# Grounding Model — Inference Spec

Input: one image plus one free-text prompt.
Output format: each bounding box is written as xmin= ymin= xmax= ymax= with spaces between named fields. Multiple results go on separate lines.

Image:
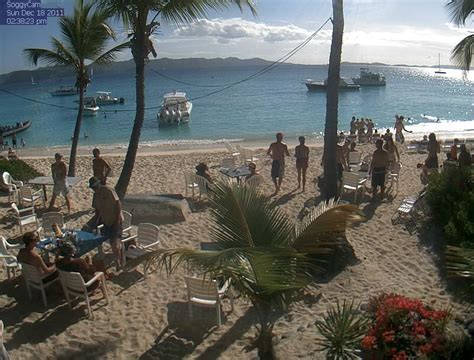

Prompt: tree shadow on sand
xmin=54 ymin=338 xmax=120 ymax=360
xmin=140 ymin=302 xmax=255 ymax=360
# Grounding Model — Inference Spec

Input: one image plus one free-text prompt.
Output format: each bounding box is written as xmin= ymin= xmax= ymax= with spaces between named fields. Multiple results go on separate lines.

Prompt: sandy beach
xmin=0 ymin=142 xmax=467 ymax=359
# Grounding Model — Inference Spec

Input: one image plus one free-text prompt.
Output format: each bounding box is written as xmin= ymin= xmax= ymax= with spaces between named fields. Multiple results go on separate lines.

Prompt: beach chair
xmin=2 ymin=172 xmax=23 ymax=203
xmin=41 ymin=212 xmax=65 ymax=237
xmin=121 ymin=223 xmax=160 ymax=275
xmin=58 ymin=270 xmax=109 ymax=318
xmin=184 ymin=276 xmax=234 ymax=327
xmin=406 ymin=141 xmax=419 ymax=153
xmin=194 ymin=175 xmax=211 ymax=200
xmin=391 ymin=190 xmax=427 ymax=233
xmin=340 ymin=171 xmax=367 ymax=203
xmin=19 ymin=186 xmax=45 ymax=208
xmin=388 ymin=163 xmax=402 ymax=192
xmin=184 ymin=172 xmax=199 ymax=199
xmin=10 ymin=203 xmax=40 ymax=234
xmin=20 ymin=262 xmax=59 ymax=308
xmin=224 ymin=142 xmax=240 ymax=162
xmin=220 ymin=157 xmax=235 ymax=169
xmin=348 ymin=151 xmax=362 ymax=167
xmin=238 ymin=146 xmax=258 ymax=165
xmin=0 ymin=236 xmax=22 ymax=281
xmin=0 ymin=320 xmax=9 ymax=360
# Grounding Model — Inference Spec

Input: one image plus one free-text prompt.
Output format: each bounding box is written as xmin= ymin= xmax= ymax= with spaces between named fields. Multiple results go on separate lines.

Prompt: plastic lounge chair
xmin=121 ymin=223 xmax=160 ymax=275
xmin=340 ymin=171 xmax=367 ymax=203
xmin=19 ymin=186 xmax=45 ymax=208
xmin=184 ymin=276 xmax=234 ymax=327
xmin=391 ymin=190 xmax=427 ymax=232
xmin=2 ymin=172 xmax=23 ymax=203
xmin=58 ymin=270 xmax=109 ymax=318
xmin=0 ymin=236 xmax=22 ymax=281
xmin=10 ymin=203 xmax=40 ymax=234
xmin=184 ymin=172 xmax=199 ymax=199
xmin=0 ymin=320 xmax=9 ymax=360
xmin=20 ymin=262 xmax=59 ymax=307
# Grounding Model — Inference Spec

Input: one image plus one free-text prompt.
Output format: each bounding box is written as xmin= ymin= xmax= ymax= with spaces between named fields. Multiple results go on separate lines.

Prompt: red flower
xmin=361 ymin=335 xmax=377 ymax=350
xmin=382 ymin=330 xmax=395 ymax=343
xmin=419 ymin=343 xmax=433 ymax=354
xmin=393 ymin=351 xmax=408 ymax=360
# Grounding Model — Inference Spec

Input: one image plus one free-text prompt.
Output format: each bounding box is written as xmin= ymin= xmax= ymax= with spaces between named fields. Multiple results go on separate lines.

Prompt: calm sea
xmin=1 ymin=64 xmax=474 ymax=149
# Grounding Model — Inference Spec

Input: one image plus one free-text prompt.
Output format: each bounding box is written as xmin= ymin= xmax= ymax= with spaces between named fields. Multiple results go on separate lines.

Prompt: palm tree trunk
xmin=255 ymin=302 xmax=276 ymax=360
xmin=68 ymin=83 xmax=85 ymax=177
xmin=115 ymin=30 xmax=147 ymax=199
xmin=323 ymin=0 xmax=344 ymax=200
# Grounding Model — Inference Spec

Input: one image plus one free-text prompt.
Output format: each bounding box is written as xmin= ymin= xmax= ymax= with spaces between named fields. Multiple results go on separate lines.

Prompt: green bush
xmin=0 ymin=159 xmax=43 ymax=183
xmin=426 ymin=167 xmax=474 ymax=248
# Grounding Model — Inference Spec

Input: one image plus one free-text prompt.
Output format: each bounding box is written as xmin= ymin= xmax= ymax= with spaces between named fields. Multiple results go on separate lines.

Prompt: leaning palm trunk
xmin=68 ymin=75 xmax=86 ymax=176
xmin=115 ymin=31 xmax=146 ymax=199
xmin=323 ymin=0 xmax=344 ymax=200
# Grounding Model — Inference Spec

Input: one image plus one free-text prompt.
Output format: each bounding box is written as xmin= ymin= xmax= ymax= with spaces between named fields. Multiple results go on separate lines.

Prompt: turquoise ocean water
xmin=1 ymin=64 xmax=474 ymax=149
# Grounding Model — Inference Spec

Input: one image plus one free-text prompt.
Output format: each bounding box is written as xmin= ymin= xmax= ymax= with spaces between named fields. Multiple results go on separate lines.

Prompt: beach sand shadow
xmin=54 ymin=338 xmax=120 ymax=360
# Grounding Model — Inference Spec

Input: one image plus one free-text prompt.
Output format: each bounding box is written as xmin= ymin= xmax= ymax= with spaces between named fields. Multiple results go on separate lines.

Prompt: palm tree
xmin=323 ymin=0 xmax=344 ymax=200
xmin=95 ymin=0 xmax=257 ymax=199
xmin=23 ymin=0 xmax=128 ymax=176
xmin=132 ymin=183 xmax=363 ymax=359
xmin=447 ymin=0 xmax=474 ymax=71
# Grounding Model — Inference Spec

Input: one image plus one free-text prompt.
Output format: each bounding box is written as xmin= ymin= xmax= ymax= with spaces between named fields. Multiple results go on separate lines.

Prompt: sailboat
xmin=435 ymin=54 xmax=446 ymax=74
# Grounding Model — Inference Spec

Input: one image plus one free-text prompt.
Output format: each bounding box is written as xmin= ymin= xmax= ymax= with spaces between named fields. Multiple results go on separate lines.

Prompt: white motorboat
xmin=352 ymin=68 xmax=386 ymax=86
xmin=305 ymin=78 xmax=360 ymax=91
xmin=95 ymin=91 xmax=125 ymax=105
xmin=49 ymin=86 xmax=78 ymax=96
xmin=157 ymin=91 xmax=193 ymax=126
xmin=82 ymin=97 xmax=99 ymax=116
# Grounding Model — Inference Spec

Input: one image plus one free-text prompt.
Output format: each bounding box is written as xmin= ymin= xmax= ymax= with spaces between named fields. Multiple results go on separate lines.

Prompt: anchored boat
xmin=157 ymin=91 xmax=193 ymax=126
xmin=352 ymin=68 xmax=386 ymax=86
xmin=305 ymin=78 xmax=360 ymax=91
xmin=49 ymin=86 xmax=78 ymax=96
xmin=0 ymin=120 xmax=32 ymax=137
xmin=95 ymin=91 xmax=125 ymax=105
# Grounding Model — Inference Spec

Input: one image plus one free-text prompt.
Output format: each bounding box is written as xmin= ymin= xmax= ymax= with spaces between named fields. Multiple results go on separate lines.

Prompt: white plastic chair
xmin=0 ymin=320 xmax=9 ymax=360
xmin=2 ymin=172 xmax=23 ymax=203
xmin=19 ymin=186 xmax=45 ymax=208
xmin=239 ymin=147 xmax=259 ymax=165
xmin=340 ymin=171 xmax=367 ymax=203
xmin=224 ymin=142 xmax=240 ymax=162
xmin=20 ymin=262 xmax=59 ymax=307
xmin=221 ymin=157 xmax=235 ymax=169
xmin=58 ymin=270 xmax=109 ymax=318
xmin=10 ymin=203 xmax=40 ymax=234
xmin=41 ymin=212 xmax=65 ymax=237
xmin=121 ymin=223 xmax=160 ymax=274
xmin=185 ymin=276 xmax=234 ymax=327
xmin=388 ymin=163 xmax=402 ymax=192
xmin=194 ymin=175 xmax=210 ymax=200
xmin=0 ymin=236 xmax=22 ymax=281
xmin=184 ymin=172 xmax=199 ymax=199
xmin=348 ymin=151 xmax=361 ymax=166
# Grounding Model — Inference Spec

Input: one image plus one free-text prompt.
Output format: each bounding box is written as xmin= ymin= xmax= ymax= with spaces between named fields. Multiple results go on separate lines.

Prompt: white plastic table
xmin=28 ymin=176 xmax=82 ymax=201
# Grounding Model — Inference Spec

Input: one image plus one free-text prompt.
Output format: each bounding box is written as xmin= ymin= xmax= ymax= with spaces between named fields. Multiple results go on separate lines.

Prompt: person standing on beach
xmin=89 ymin=176 xmax=124 ymax=270
xmin=369 ymin=139 xmax=389 ymax=200
xmin=92 ymin=148 xmax=112 ymax=185
xmin=350 ymin=117 xmax=356 ymax=135
xmin=295 ymin=136 xmax=309 ymax=191
xmin=0 ymin=132 xmax=4 ymax=151
xmin=394 ymin=115 xmax=412 ymax=144
xmin=267 ymin=132 xmax=290 ymax=195
xmin=49 ymin=153 xmax=71 ymax=213
xmin=425 ymin=133 xmax=440 ymax=171
xmin=11 ymin=133 xmax=17 ymax=149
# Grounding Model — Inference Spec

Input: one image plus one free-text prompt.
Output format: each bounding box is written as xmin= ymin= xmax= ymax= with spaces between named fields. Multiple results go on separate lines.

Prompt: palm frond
xmin=22 ymin=48 xmax=71 ymax=67
xmin=447 ymin=0 xmax=474 ymax=25
xmin=451 ymin=34 xmax=474 ymax=72
xmin=445 ymin=246 xmax=474 ymax=279
xmin=209 ymin=182 xmax=294 ymax=249
xmin=92 ymin=41 xmax=131 ymax=65
xmin=293 ymin=200 xmax=364 ymax=252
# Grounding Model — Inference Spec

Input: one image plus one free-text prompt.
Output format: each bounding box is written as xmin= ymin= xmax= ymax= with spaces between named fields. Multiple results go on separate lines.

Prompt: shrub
xmin=315 ymin=300 xmax=369 ymax=360
xmin=0 ymin=159 xmax=43 ymax=182
xmin=362 ymin=293 xmax=454 ymax=359
xmin=425 ymin=167 xmax=474 ymax=248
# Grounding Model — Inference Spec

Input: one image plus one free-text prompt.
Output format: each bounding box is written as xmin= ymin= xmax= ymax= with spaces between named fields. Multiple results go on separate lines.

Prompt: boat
xmin=95 ymin=91 xmax=125 ymax=105
xmin=82 ymin=97 xmax=99 ymax=117
xmin=352 ymin=67 xmax=386 ymax=86
xmin=304 ymin=78 xmax=360 ymax=91
xmin=49 ymin=86 xmax=78 ymax=96
xmin=435 ymin=54 xmax=446 ymax=74
xmin=0 ymin=120 xmax=32 ymax=137
xmin=157 ymin=91 xmax=193 ymax=126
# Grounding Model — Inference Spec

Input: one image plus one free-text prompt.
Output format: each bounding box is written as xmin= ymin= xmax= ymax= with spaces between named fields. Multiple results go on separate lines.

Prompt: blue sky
xmin=0 ymin=0 xmax=471 ymax=74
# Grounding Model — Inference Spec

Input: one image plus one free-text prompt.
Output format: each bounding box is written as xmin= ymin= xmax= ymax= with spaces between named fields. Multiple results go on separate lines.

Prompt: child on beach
xmin=295 ymin=136 xmax=309 ymax=191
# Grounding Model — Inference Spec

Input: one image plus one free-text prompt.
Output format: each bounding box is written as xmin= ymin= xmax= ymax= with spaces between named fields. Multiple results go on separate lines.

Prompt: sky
xmin=0 ymin=0 xmax=472 ymax=75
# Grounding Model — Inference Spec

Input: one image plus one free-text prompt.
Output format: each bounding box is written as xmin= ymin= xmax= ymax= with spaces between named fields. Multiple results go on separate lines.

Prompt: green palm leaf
xmin=446 ymin=0 xmax=474 ymax=25
xmin=451 ymin=34 xmax=474 ymax=72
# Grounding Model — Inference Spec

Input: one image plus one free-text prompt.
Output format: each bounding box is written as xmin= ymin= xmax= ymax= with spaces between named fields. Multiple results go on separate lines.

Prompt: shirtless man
xmin=295 ymin=136 xmax=309 ymax=191
xmin=394 ymin=115 xmax=412 ymax=144
xmin=49 ymin=153 xmax=71 ymax=213
xmin=267 ymin=132 xmax=290 ymax=194
xmin=369 ymin=139 xmax=389 ymax=200
xmin=17 ymin=231 xmax=57 ymax=281
xmin=92 ymin=148 xmax=112 ymax=184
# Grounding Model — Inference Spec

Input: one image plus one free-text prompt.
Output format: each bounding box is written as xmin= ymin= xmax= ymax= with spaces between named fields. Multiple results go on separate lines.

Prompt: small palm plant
xmin=136 ymin=182 xmax=363 ymax=359
xmin=446 ymin=246 xmax=474 ymax=298
xmin=23 ymin=0 xmax=128 ymax=176
xmin=315 ymin=300 xmax=369 ymax=360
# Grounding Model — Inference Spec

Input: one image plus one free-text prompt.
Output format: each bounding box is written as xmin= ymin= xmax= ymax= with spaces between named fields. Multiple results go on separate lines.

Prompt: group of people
xmin=0 ymin=133 xmax=26 ymax=151
xmin=349 ymin=117 xmax=376 ymax=143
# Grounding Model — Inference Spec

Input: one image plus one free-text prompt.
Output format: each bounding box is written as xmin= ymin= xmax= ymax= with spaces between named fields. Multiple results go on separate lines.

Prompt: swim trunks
xmin=371 ymin=167 xmax=386 ymax=188
xmin=271 ymin=160 xmax=285 ymax=179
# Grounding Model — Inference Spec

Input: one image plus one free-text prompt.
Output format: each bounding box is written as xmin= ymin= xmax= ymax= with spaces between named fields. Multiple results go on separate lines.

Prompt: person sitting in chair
xmin=56 ymin=242 xmax=99 ymax=290
xmin=17 ymin=231 xmax=57 ymax=281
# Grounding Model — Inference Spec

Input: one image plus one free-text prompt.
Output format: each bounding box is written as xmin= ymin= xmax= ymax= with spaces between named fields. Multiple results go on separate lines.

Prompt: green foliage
xmin=0 ymin=159 xmax=43 ymax=182
xmin=446 ymin=246 xmax=474 ymax=299
xmin=447 ymin=0 xmax=474 ymax=71
xmin=426 ymin=167 xmax=474 ymax=248
xmin=315 ymin=300 xmax=369 ymax=360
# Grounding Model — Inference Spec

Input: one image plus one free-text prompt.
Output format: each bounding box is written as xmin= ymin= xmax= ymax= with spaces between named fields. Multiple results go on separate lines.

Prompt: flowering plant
xmin=362 ymin=293 xmax=451 ymax=359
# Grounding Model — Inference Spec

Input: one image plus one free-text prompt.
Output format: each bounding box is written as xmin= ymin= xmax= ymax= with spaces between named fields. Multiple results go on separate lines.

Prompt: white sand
xmin=0 ymin=143 xmax=466 ymax=359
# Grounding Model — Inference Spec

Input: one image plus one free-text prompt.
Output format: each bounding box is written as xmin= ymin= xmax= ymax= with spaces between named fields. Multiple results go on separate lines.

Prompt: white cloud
xmin=173 ymin=18 xmax=312 ymax=43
